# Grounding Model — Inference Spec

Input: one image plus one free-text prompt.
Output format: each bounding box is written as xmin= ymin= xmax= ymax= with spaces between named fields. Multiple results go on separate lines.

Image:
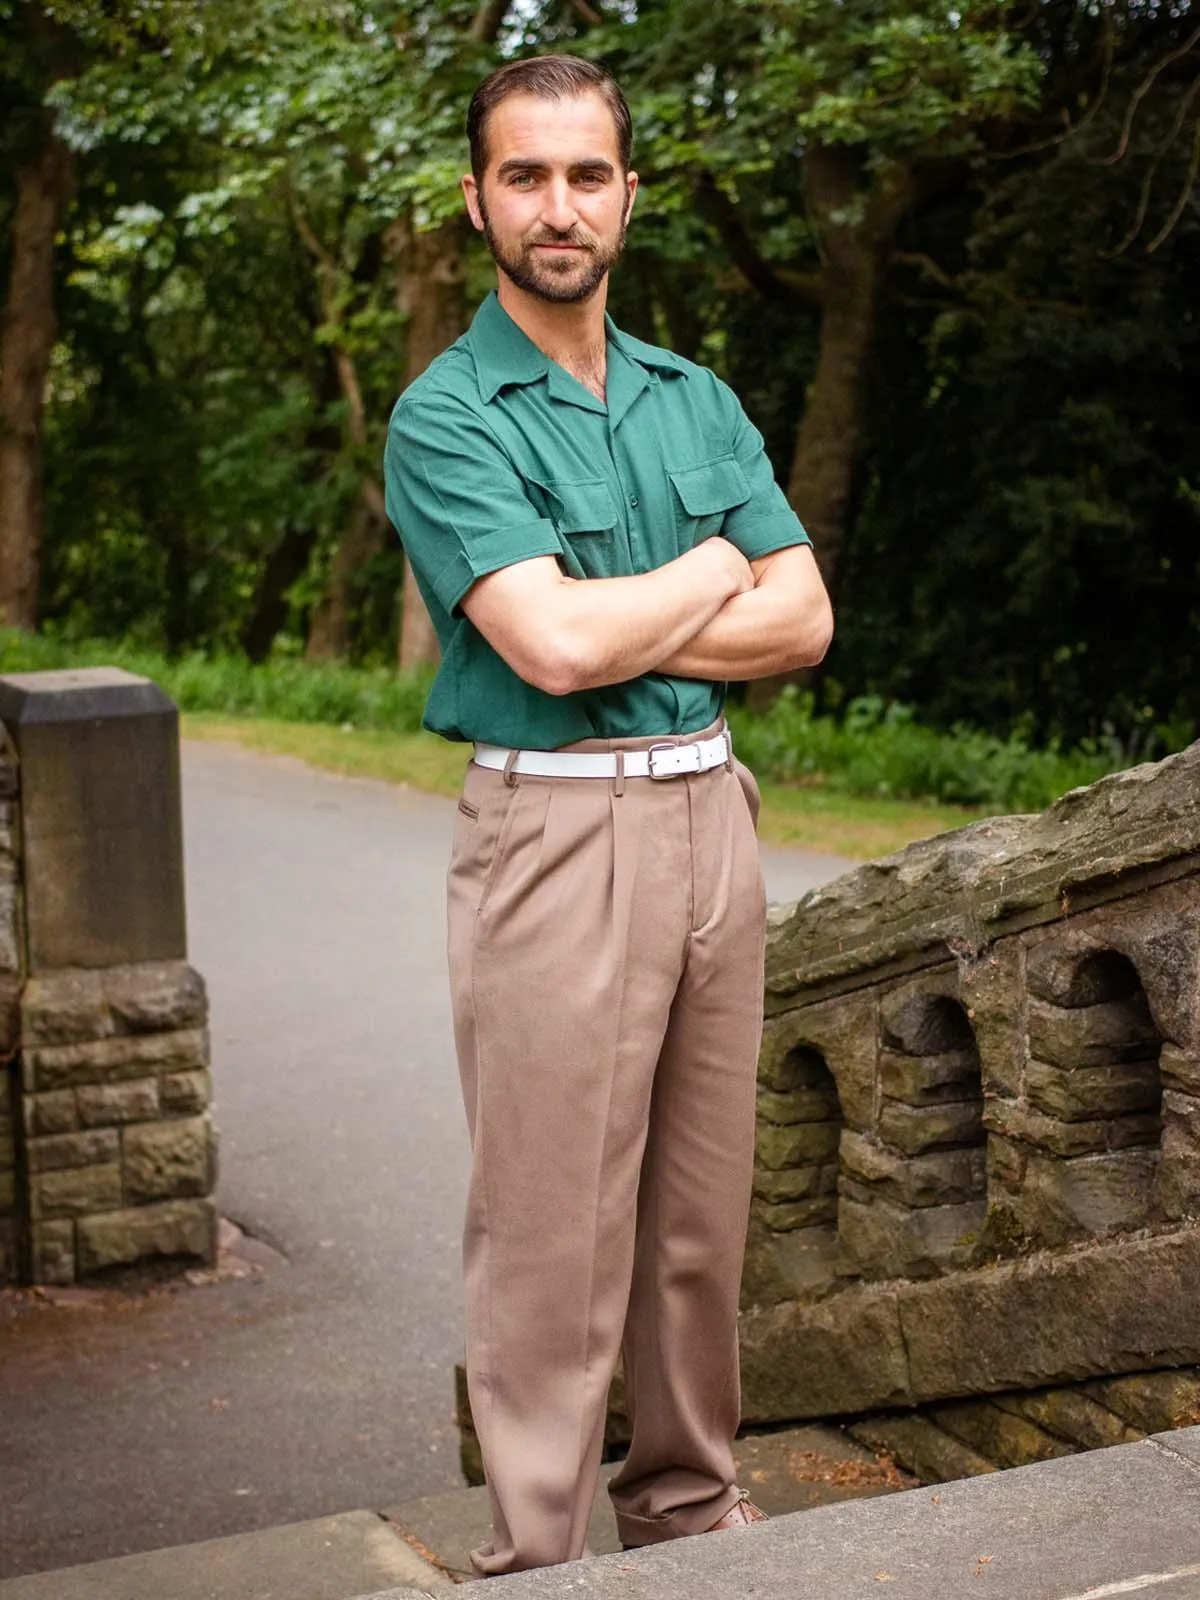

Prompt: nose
xmin=539 ymin=177 xmax=578 ymax=234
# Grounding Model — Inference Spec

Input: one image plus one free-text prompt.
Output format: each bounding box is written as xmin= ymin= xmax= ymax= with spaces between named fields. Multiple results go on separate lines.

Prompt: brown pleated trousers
xmin=446 ymin=720 xmax=766 ymax=1576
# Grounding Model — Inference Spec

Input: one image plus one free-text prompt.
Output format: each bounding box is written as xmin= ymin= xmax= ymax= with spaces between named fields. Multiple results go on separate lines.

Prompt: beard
xmin=479 ymin=197 xmax=627 ymax=305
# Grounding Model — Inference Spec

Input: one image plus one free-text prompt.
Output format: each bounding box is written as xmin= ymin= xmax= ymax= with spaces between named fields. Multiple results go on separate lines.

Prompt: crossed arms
xmin=461 ymin=538 xmax=834 ymax=698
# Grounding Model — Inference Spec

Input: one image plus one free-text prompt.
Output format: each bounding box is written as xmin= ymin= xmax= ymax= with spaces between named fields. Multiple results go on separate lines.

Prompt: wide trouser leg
xmin=609 ymin=758 xmax=766 ymax=1546
xmin=448 ymin=754 xmax=695 ymax=1576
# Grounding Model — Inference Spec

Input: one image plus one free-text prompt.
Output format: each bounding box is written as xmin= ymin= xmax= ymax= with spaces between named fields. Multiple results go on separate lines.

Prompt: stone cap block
xmin=0 ymin=667 xmax=174 ymax=726
xmin=0 ymin=667 xmax=185 ymax=971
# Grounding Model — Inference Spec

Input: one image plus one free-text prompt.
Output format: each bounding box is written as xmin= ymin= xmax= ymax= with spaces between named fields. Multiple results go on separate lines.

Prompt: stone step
xmin=388 ymin=1427 xmax=1200 ymax=1600
xmin=0 ymin=1425 xmax=905 ymax=1599
xmin=0 ymin=1510 xmax=455 ymax=1600
xmin=5 ymin=1428 xmax=1200 ymax=1600
xmin=382 ymin=1424 xmax=909 ymax=1582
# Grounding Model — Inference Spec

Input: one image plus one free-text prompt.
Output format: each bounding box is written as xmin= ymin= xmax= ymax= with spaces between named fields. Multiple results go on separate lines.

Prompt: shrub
xmin=727 ymin=689 xmax=1124 ymax=812
xmin=0 ymin=631 xmax=432 ymax=735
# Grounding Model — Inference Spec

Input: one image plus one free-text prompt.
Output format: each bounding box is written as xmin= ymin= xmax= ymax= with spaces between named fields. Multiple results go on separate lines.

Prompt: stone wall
xmin=741 ymin=741 xmax=1200 ymax=1425
xmin=851 ymin=1366 xmax=1200 ymax=1483
xmin=20 ymin=963 xmax=217 ymax=1283
xmin=1 ymin=734 xmax=21 ymax=1282
xmin=0 ymin=670 xmax=218 ymax=1286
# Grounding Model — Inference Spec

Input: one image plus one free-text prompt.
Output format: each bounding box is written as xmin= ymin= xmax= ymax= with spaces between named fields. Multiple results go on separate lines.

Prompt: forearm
xmin=658 ymin=549 xmax=834 ymax=680
xmin=550 ymin=548 xmax=743 ymax=691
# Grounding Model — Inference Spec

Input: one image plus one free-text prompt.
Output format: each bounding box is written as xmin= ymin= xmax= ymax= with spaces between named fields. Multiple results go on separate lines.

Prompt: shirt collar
xmin=467 ymin=291 xmax=548 ymax=404
xmin=467 ymin=290 xmax=688 ymax=405
xmin=604 ymin=317 xmax=688 ymax=379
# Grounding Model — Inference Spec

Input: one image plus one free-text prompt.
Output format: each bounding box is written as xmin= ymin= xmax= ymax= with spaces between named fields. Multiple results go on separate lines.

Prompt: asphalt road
xmin=0 ymin=741 xmax=852 ymax=1579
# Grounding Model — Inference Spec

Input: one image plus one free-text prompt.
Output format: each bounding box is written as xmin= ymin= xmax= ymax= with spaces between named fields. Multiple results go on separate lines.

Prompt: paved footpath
xmin=0 ymin=740 xmax=851 ymax=1581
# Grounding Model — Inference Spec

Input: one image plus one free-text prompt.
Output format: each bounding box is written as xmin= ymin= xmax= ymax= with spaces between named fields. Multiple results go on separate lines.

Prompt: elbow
xmin=528 ymin=662 xmax=586 ymax=697
xmin=519 ymin=629 xmax=597 ymax=697
xmin=790 ymin=598 xmax=835 ymax=670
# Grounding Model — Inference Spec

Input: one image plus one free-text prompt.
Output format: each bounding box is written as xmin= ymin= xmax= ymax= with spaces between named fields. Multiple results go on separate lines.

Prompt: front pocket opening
xmin=667 ymin=456 xmax=752 ymax=519
xmin=545 ymin=478 xmax=619 ymax=535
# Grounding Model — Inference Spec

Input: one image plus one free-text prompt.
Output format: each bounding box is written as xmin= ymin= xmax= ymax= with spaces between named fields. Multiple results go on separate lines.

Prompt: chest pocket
xmin=667 ymin=456 xmax=752 ymax=542
xmin=544 ymin=478 xmax=619 ymax=579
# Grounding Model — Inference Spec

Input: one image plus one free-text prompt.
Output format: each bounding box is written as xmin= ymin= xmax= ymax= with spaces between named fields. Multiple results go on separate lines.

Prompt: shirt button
xmin=630 ymin=495 xmax=639 ymax=508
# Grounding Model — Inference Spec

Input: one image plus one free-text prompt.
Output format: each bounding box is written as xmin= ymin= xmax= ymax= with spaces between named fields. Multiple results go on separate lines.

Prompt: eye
xmin=509 ymin=172 xmax=536 ymax=189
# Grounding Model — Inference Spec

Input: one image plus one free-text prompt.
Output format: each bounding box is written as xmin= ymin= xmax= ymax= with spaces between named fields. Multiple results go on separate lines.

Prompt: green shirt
xmin=383 ymin=290 xmax=809 ymax=748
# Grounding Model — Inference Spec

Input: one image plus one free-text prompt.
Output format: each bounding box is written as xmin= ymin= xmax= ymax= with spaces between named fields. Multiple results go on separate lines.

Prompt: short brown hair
xmin=467 ymin=55 xmax=633 ymax=181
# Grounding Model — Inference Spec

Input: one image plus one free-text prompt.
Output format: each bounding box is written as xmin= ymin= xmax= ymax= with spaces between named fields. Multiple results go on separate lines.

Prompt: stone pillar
xmin=0 ymin=668 xmax=217 ymax=1285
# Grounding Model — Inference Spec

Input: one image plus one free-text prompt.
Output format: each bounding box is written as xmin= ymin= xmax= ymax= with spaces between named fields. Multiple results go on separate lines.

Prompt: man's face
xmin=462 ymin=91 xmax=637 ymax=305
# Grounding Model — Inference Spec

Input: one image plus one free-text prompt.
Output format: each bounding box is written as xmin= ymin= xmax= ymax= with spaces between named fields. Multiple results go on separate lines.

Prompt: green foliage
xmin=833 ymin=30 xmax=1200 ymax=746
xmin=0 ymin=631 xmax=432 ymax=730
xmin=1 ymin=631 xmax=1158 ymax=813
xmin=727 ymin=688 xmax=1130 ymax=812
xmin=4 ymin=0 xmax=1196 ymax=748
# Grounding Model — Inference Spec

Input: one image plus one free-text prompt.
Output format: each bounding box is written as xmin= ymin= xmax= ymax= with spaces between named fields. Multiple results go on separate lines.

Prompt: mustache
xmin=526 ymin=228 xmax=597 ymax=250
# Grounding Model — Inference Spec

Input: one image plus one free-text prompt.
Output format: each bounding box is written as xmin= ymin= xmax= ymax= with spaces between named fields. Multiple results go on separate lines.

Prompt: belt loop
xmin=503 ymin=748 xmax=520 ymax=788
xmin=613 ymin=749 xmax=625 ymax=798
xmin=723 ymin=728 xmax=734 ymax=772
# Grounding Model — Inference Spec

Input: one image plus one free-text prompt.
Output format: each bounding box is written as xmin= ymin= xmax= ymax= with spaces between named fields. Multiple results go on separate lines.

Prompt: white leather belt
xmin=473 ymin=730 xmax=733 ymax=781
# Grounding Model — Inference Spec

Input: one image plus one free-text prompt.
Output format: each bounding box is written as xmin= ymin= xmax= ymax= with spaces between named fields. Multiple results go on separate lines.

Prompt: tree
xmin=9 ymin=0 xmax=1194 ymax=750
xmin=0 ymin=2 xmax=75 ymax=628
xmin=606 ymin=0 xmax=1043 ymax=608
xmin=834 ymin=1 xmax=1200 ymax=745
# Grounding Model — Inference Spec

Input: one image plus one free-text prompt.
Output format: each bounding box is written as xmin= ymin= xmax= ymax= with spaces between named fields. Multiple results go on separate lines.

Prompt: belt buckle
xmin=648 ymin=742 xmax=700 ymax=780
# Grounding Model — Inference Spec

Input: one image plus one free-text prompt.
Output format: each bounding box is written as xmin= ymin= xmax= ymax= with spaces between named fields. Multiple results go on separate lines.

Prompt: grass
xmin=181 ymin=714 xmax=982 ymax=859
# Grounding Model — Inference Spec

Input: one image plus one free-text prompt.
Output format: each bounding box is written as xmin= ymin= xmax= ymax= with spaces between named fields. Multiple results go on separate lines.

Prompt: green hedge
xmin=0 ymin=632 xmax=432 ymax=734
xmin=0 ymin=632 xmax=1157 ymax=814
xmin=726 ymin=690 xmax=1122 ymax=813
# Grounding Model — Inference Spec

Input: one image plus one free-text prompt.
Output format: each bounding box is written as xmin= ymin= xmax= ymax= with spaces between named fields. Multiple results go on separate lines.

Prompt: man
xmin=384 ymin=55 xmax=832 ymax=1577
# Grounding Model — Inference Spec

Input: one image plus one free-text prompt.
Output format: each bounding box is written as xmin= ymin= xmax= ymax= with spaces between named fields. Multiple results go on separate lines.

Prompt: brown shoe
xmin=706 ymin=1490 xmax=770 ymax=1532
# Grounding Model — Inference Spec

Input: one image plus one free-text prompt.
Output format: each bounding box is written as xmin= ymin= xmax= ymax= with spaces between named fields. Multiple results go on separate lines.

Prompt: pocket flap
xmin=668 ymin=456 xmax=752 ymax=518
xmin=547 ymin=479 xmax=618 ymax=535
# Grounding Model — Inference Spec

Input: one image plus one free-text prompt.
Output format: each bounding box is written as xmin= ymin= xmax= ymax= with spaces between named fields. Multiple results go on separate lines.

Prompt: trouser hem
xmin=613 ymin=1484 xmax=742 ymax=1547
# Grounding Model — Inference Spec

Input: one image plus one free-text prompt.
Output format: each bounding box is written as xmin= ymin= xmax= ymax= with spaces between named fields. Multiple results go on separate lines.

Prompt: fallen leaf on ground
xmin=789 ymin=1450 xmax=914 ymax=1490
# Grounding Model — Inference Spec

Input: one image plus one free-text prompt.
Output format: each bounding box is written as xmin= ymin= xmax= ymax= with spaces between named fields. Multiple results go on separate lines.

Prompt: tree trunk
xmin=0 ymin=126 xmax=71 ymax=629
xmin=243 ymin=341 xmax=342 ymax=660
xmin=388 ymin=213 xmax=469 ymax=672
xmin=384 ymin=0 xmax=510 ymax=672
xmin=739 ymin=147 xmax=911 ymax=709
xmin=291 ymin=197 xmax=392 ymax=662
xmin=786 ymin=145 xmax=912 ymax=604
xmin=242 ymin=522 xmax=317 ymax=661
xmin=305 ymin=497 xmax=383 ymax=661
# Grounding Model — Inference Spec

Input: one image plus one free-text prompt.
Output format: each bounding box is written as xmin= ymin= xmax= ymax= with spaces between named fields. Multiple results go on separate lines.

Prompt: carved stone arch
xmin=989 ymin=937 xmax=1167 ymax=1246
xmin=1025 ymin=944 xmax=1164 ymax=1132
xmin=753 ymin=1041 xmax=842 ymax=1232
xmin=1025 ymin=901 xmax=1200 ymax=1222
xmin=749 ymin=996 xmax=871 ymax=1300
xmin=838 ymin=975 xmax=987 ymax=1282
xmin=1026 ymin=902 xmax=1199 ymax=1055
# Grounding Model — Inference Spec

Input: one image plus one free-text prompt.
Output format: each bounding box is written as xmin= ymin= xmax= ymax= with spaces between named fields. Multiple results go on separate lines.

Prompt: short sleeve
xmin=384 ymin=392 xmax=562 ymax=617
xmin=711 ymin=377 xmax=811 ymax=562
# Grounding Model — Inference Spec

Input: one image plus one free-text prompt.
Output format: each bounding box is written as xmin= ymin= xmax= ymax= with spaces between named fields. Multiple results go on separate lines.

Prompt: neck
xmin=495 ymin=274 xmax=609 ymax=371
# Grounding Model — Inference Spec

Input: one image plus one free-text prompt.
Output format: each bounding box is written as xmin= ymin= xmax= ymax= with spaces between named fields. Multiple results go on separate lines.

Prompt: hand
xmin=695 ymin=536 xmax=755 ymax=600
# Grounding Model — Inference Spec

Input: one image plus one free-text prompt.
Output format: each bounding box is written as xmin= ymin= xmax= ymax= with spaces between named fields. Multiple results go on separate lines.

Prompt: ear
xmin=462 ymin=173 xmax=485 ymax=232
xmin=623 ymin=170 xmax=638 ymax=225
